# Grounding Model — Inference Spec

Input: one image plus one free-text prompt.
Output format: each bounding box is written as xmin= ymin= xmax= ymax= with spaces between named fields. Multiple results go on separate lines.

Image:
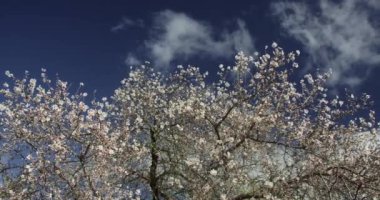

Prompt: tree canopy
xmin=0 ymin=43 xmax=379 ymax=199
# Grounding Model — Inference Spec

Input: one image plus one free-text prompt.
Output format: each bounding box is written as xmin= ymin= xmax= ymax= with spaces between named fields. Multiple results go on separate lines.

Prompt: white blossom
xmin=0 ymin=43 xmax=379 ymax=199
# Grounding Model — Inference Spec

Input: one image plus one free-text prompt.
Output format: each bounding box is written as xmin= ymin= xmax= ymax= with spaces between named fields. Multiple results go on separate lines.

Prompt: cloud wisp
xmin=111 ymin=17 xmax=144 ymax=32
xmin=272 ymin=0 xmax=380 ymax=87
xmin=123 ymin=10 xmax=254 ymax=67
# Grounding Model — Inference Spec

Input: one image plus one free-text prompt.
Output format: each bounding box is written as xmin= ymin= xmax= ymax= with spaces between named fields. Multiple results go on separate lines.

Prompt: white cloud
xmin=135 ymin=10 xmax=254 ymax=67
xmin=125 ymin=53 xmax=141 ymax=66
xmin=111 ymin=17 xmax=144 ymax=32
xmin=272 ymin=0 xmax=380 ymax=87
xmin=367 ymin=0 xmax=380 ymax=9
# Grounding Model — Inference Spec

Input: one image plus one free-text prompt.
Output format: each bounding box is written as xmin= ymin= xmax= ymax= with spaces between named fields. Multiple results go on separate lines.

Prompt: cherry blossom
xmin=1 ymin=43 xmax=379 ymax=199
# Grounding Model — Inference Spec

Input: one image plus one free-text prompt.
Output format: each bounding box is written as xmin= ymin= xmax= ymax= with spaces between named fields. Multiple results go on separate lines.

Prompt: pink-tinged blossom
xmin=0 ymin=43 xmax=379 ymax=199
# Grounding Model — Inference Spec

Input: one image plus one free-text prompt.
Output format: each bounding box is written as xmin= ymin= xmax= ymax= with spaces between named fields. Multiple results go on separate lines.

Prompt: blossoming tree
xmin=1 ymin=43 xmax=379 ymax=199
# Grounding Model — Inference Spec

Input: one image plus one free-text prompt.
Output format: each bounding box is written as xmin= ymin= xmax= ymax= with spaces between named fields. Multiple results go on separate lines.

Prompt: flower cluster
xmin=0 ymin=43 xmax=379 ymax=199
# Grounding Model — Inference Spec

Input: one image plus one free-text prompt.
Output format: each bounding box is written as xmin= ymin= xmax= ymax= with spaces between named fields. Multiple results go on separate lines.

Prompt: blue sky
xmin=1 ymin=0 xmax=380 ymax=115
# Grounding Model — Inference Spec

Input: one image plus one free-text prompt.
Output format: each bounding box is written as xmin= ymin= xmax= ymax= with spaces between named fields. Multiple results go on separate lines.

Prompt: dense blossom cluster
xmin=0 ymin=43 xmax=379 ymax=199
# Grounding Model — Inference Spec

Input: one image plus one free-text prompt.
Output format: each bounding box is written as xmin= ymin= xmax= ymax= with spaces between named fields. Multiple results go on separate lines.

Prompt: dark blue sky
xmin=1 ymin=0 xmax=380 ymax=116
